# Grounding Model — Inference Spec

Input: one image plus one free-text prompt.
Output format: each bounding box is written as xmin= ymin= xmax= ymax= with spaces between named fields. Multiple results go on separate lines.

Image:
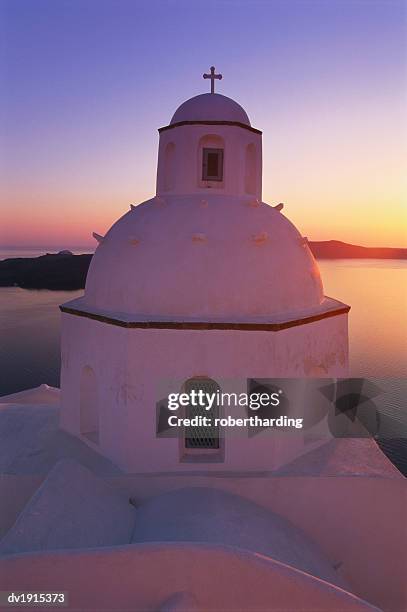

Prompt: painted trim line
xmin=159 ymin=120 xmax=262 ymax=135
xmin=59 ymin=305 xmax=350 ymax=331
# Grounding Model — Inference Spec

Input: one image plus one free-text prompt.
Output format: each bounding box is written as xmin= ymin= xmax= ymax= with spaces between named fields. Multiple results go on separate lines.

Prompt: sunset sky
xmin=1 ymin=0 xmax=406 ymax=248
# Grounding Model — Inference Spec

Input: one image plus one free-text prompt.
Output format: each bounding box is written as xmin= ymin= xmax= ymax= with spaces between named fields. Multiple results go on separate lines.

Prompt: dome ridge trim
xmin=159 ymin=120 xmax=262 ymax=135
xmin=60 ymin=303 xmax=350 ymax=331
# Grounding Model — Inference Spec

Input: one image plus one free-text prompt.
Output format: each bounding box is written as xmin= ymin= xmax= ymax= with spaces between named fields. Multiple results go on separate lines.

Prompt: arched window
xmin=163 ymin=142 xmax=176 ymax=191
xmin=183 ymin=377 xmax=220 ymax=451
xmin=80 ymin=366 xmax=99 ymax=444
xmin=245 ymin=143 xmax=256 ymax=195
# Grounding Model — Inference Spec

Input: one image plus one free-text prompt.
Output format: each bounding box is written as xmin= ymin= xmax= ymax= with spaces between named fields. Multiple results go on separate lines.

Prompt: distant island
xmin=0 ymin=241 xmax=405 ymax=290
xmin=0 ymin=253 xmax=91 ymax=290
xmin=309 ymin=240 xmax=407 ymax=260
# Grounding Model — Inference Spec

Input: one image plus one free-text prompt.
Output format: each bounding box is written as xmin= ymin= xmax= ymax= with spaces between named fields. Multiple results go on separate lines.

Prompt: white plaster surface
xmin=0 ymin=384 xmax=60 ymax=405
xmin=274 ymin=438 xmax=402 ymax=477
xmin=156 ymin=124 xmax=262 ymax=198
xmin=158 ymin=591 xmax=199 ymax=612
xmin=0 ymin=393 xmax=404 ymax=610
xmin=0 ymin=403 xmax=120 ymax=475
xmin=84 ymin=195 xmax=325 ymax=319
xmin=130 ymin=486 xmax=346 ymax=589
xmin=0 ymin=459 xmax=135 ymax=556
xmin=0 ymin=542 xmax=381 ymax=611
xmin=0 ymin=394 xmax=398 ymax=480
xmin=60 ymin=313 xmax=349 ymax=473
xmin=170 ymin=93 xmax=251 ymax=125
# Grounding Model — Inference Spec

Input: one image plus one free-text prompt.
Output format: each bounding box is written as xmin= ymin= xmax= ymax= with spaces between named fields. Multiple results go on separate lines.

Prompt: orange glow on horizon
xmin=2 ymin=0 xmax=406 ymax=250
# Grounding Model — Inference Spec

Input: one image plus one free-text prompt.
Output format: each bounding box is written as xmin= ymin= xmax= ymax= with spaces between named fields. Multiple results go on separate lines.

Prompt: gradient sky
xmin=1 ymin=0 xmax=406 ymax=248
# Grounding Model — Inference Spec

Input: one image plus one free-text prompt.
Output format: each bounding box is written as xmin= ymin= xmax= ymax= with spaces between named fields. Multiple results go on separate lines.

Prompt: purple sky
xmin=1 ymin=0 xmax=406 ymax=247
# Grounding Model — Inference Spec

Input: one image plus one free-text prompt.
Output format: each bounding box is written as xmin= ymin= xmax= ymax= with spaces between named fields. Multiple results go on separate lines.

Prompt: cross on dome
xmin=203 ymin=66 xmax=222 ymax=94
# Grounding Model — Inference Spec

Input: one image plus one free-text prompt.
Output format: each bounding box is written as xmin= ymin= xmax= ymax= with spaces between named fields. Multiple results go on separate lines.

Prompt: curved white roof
xmin=131 ymin=487 xmax=346 ymax=589
xmin=84 ymin=195 xmax=324 ymax=320
xmin=170 ymin=93 xmax=251 ymax=126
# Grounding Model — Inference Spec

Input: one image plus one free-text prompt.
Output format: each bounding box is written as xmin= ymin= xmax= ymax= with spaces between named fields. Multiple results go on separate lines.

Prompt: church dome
xmin=170 ymin=93 xmax=251 ymax=126
xmin=84 ymin=195 xmax=324 ymax=320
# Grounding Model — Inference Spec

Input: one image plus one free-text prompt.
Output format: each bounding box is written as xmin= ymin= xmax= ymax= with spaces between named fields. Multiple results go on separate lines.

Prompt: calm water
xmin=320 ymin=259 xmax=407 ymax=378
xmin=0 ymin=257 xmax=406 ymax=471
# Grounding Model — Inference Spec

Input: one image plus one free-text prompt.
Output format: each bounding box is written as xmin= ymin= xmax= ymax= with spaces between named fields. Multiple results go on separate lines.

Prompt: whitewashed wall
xmin=60 ymin=312 xmax=348 ymax=473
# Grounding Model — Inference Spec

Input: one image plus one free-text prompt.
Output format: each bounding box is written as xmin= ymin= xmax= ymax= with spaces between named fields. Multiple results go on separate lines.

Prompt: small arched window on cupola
xmin=245 ymin=143 xmax=256 ymax=195
xmin=198 ymin=135 xmax=224 ymax=186
xmin=163 ymin=142 xmax=176 ymax=191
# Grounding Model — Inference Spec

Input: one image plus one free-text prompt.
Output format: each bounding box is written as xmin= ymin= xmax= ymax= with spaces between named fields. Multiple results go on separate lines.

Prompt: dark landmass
xmin=0 ymin=241 xmax=405 ymax=290
xmin=0 ymin=253 xmax=92 ymax=290
xmin=309 ymin=240 xmax=407 ymax=260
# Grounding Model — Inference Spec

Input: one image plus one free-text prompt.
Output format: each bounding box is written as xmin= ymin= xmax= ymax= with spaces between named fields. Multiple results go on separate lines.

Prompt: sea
xmin=0 ymin=248 xmax=406 ymax=474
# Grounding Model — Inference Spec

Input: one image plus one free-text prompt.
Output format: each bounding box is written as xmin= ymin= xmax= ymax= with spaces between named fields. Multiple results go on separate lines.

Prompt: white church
xmin=59 ymin=66 xmax=350 ymax=474
xmin=0 ymin=69 xmax=405 ymax=612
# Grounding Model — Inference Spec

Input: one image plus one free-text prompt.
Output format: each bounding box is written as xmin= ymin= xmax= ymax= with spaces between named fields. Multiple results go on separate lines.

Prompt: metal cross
xmin=203 ymin=66 xmax=222 ymax=94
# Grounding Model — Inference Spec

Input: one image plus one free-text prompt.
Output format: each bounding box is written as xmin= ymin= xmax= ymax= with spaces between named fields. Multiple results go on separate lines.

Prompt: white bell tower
xmin=156 ymin=66 xmax=262 ymax=200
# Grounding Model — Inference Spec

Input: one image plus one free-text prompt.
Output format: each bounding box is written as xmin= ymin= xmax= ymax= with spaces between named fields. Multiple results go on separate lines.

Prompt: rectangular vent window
xmin=202 ymin=148 xmax=224 ymax=181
